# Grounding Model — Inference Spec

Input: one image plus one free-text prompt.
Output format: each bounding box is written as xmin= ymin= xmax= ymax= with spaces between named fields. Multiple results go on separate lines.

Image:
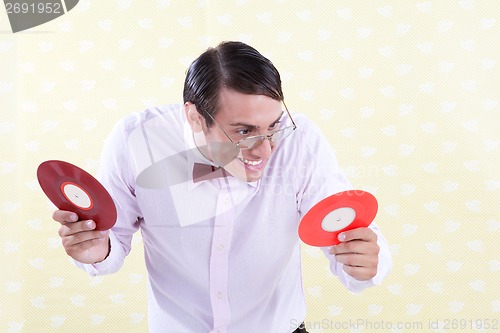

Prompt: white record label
xmin=62 ymin=182 xmax=92 ymax=209
xmin=321 ymin=207 xmax=356 ymax=232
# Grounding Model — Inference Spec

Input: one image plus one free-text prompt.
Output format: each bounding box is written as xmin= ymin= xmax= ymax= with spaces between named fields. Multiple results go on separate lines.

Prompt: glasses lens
xmin=270 ymin=126 xmax=295 ymax=143
xmin=238 ymin=126 xmax=296 ymax=149
xmin=238 ymin=136 xmax=265 ymax=149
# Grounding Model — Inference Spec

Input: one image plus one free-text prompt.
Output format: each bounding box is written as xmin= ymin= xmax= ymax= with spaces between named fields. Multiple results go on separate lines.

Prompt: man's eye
xmin=237 ymin=129 xmax=250 ymax=136
xmin=269 ymin=121 xmax=281 ymax=130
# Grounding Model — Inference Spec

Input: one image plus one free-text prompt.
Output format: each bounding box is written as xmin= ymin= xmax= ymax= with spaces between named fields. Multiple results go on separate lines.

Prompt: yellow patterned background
xmin=0 ymin=1 xmax=498 ymax=332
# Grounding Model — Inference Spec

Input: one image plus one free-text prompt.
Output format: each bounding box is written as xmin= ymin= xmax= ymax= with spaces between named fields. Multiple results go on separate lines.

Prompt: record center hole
xmin=321 ymin=207 xmax=356 ymax=232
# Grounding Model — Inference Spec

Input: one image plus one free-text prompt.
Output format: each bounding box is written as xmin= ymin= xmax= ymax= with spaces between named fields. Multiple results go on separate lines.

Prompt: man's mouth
xmin=238 ymin=157 xmax=263 ymax=166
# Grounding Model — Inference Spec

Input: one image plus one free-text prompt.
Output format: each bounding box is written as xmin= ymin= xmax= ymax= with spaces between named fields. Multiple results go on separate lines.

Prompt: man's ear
xmin=184 ymin=102 xmax=203 ymax=133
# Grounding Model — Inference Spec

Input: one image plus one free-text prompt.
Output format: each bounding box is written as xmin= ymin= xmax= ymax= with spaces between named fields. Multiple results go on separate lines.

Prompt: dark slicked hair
xmin=183 ymin=41 xmax=283 ymax=127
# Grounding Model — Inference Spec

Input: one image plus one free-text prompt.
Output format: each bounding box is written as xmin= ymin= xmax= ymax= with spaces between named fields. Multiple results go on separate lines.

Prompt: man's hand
xmin=53 ymin=210 xmax=110 ymax=264
xmin=329 ymin=227 xmax=379 ymax=281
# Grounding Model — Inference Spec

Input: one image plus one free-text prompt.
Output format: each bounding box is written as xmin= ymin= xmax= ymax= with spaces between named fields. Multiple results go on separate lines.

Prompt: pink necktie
xmin=192 ymin=163 xmax=231 ymax=183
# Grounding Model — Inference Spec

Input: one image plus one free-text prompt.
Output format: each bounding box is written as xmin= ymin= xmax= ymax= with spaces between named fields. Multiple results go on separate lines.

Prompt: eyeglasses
xmin=202 ymin=100 xmax=297 ymax=150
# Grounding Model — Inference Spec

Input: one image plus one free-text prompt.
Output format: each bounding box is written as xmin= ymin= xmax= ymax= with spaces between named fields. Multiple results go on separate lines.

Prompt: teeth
xmin=240 ymin=158 xmax=262 ymax=166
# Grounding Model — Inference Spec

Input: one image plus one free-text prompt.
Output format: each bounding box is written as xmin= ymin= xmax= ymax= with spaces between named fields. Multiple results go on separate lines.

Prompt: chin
xmin=243 ymin=171 xmax=264 ymax=182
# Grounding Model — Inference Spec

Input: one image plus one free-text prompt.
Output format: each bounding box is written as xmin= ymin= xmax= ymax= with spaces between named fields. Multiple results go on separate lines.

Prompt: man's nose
xmin=250 ymin=137 xmax=273 ymax=158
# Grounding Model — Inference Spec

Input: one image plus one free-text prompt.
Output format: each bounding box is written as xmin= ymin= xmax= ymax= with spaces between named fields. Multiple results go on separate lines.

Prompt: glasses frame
xmin=201 ymin=100 xmax=297 ymax=150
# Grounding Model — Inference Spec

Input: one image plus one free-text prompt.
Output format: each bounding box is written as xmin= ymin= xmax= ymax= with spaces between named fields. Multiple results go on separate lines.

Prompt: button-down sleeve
xmin=74 ymin=116 xmax=143 ymax=275
xmin=294 ymin=115 xmax=392 ymax=292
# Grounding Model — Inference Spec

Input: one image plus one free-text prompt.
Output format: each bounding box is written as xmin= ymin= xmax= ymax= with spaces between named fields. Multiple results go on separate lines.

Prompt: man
xmin=53 ymin=41 xmax=392 ymax=333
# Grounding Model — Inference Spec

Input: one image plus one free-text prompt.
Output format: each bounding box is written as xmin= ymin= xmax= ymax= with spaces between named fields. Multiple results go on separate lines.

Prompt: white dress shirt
xmin=76 ymin=104 xmax=392 ymax=333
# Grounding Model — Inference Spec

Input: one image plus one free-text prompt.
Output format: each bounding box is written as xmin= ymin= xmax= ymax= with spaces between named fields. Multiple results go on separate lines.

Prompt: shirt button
xmin=217 ymin=244 xmax=224 ymax=251
xmin=217 ymin=291 xmax=223 ymax=299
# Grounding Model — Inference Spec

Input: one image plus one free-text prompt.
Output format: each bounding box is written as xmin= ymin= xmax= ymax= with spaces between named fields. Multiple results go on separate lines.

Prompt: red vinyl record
xmin=298 ymin=190 xmax=378 ymax=247
xmin=37 ymin=160 xmax=117 ymax=230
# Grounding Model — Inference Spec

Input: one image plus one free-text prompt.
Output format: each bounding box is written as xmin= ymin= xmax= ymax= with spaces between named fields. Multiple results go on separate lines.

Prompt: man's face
xmin=190 ymin=88 xmax=283 ymax=182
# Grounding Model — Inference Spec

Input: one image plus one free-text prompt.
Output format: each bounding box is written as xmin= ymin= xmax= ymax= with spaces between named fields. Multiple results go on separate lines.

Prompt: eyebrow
xmin=228 ymin=111 xmax=284 ymax=129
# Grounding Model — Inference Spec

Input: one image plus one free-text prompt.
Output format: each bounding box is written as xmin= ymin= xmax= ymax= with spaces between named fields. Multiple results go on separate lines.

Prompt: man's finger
xmin=338 ymin=227 xmax=377 ymax=243
xmin=330 ymin=241 xmax=372 ymax=255
xmin=62 ymin=229 xmax=108 ymax=248
xmin=342 ymin=264 xmax=375 ymax=281
xmin=58 ymin=220 xmax=96 ymax=238
xmin=52 ymin=210 xmax=79 ymax=224
xmin=335 ymin=252 xmax=363 ymax=266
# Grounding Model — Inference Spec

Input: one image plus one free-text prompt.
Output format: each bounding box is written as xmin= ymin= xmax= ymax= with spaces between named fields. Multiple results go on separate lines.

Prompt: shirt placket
xmin=209 ymin=178 xmax=235 ymax=333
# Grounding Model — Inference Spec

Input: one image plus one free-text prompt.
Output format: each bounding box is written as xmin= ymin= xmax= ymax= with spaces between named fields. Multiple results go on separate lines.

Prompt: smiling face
xmin=186 ymin=88 xmax=283 ymax=182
